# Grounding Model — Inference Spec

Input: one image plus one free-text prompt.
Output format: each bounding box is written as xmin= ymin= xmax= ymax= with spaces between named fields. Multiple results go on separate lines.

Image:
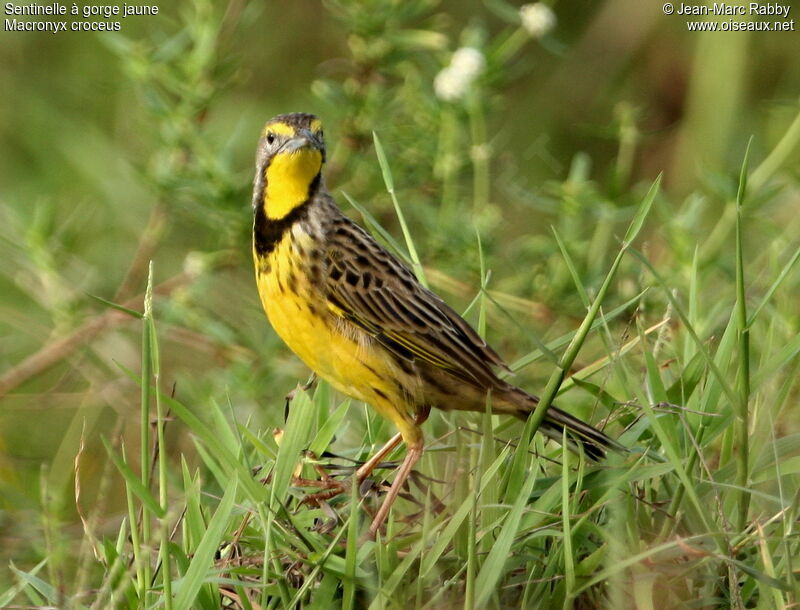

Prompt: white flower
xmin=183 ymin=252 xmax=206 ymax=277
xmin=434 ymin=47 xmax=485 ymax=102
xmin=520 ymin=3 xmax=556 ymax=38
xmin=434 ymin=68 xmax=464 ymax=102
xmin=450 ymin=47 xmax=486 ymax=77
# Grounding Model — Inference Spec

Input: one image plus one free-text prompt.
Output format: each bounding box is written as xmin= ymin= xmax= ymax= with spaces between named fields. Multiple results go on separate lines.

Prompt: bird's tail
xmin=497 ymin=386 xmax=626 ymax=461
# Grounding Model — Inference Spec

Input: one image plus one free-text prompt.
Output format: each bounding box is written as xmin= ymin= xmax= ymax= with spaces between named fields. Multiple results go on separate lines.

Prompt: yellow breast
xmin=254 ymin=229 xmax=402 ymax=410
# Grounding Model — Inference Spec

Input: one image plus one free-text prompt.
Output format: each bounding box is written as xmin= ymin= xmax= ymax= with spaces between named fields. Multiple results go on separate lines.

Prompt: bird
xmin=251 ymin=112 xmax=624 ymax=536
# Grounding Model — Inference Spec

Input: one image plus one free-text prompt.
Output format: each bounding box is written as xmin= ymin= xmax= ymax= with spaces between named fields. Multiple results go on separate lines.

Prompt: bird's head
xmin=252 ymin=112 xmax=326 ymax=220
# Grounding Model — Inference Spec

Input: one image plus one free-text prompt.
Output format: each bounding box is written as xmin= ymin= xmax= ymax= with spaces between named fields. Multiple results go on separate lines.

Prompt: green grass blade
xmin=623 ymin=175 xmax=661 ymax=244
xmin=748 ymin=243 xmax=800 ymax=325
xmin=269 ymin=389 xmax=315 ymax=509
xmin=734 ymin=137 xmax=753 ymax=530
xmin=629 ymin=249 xmax=740 ymax=410
xmin=342 ymin=474 xmax=360 ymax=610
xmin=308 ymin=399 xmax=351 ymax=456
xmin=561 ymin=429 xmax=575 ymax=599
xmin=9 ymin=561 xmax=56 ymax=604
xmin=419 ymin=446 xmax=511 ymax=577
xmin=139 ymin=262 xmax=155 ymax=599
xmin=372 ymin=131 xmax=427 ymax=286
xmin=509 ymin=175 xmax=660 ymax=498
xmin=2 ymin=559 xmax=47 ymax=607
xmin=263 ymin=388 xmax=316 ymax=607
xmin=552 ymin=226 xmax=590 ymax=307
xmin=473 ymin=460 xmax=538 ymax=606
xmin=174 ymin=478 xmax=238 ymax=609
xmin=87 ymin=293 xmax=144 ymax=318
xmin=102 ymin=437 xmax=166 ymax=519
xmin=752 ymin=331 xmax=800 ymax=389
xmin=341 ymin=191 xmax=412 ymax=265
xmin=507 ymin=290 xmax=649 ymax=372
xmin=750 ymin=104 xmax=800 ymax=189
xmin=161 ymin=393 xmax=266 ymax=502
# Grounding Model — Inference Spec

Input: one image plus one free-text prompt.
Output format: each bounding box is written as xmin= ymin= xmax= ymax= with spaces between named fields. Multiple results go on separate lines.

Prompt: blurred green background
xmin=1 ymin=0 xmax=798 ymax=586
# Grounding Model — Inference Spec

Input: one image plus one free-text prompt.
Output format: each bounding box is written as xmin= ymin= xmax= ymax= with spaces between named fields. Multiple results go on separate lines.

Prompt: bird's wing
xmin=324 ymin=215 xmax=510 ymax=387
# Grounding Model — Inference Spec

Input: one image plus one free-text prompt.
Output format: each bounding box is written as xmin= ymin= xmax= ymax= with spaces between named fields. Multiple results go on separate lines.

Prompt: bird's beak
xmin=282 ymin=128 xmax=323 ymax=154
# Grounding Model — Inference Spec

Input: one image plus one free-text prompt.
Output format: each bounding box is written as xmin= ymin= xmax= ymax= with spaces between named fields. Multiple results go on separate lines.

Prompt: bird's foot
xmin=298 ymin=481 xmax=351 ymax=507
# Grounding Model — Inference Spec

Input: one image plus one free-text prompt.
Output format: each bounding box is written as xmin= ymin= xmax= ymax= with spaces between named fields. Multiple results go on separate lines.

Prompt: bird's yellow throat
xmin=262 ymin=148 xmax=322 ymax=220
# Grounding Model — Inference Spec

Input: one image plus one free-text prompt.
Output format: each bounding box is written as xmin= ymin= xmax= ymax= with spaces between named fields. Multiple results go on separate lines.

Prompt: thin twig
xmin=113 ymin=205 xmax=168 ymax=303
xmin=0 ymin=273 xmax=190 ymax=398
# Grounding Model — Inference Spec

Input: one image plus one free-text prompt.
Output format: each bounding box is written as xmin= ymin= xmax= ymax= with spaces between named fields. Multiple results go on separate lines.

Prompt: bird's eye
xmin=266 ymin=132 xmax=276 ymax=145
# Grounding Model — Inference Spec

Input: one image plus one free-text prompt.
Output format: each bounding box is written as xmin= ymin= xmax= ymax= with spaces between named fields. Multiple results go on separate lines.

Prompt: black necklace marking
xmin=253 ymin=172 xmax=321 ymax=257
